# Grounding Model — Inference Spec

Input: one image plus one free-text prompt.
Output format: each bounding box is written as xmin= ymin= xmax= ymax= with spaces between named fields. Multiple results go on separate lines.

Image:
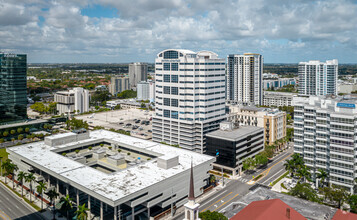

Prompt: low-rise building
xmin=205 ymin=122 xmax=264 ymax=176
xmin=263 ymin=78 xmax=296 ymax=90
xmin=54 ymin=87 xmax=90 ymax=115
xmin=7 ymin=129 xmax=214 ymax=220
xmin=228 ymin=105 xmax=286 ymax=145
xmin=263 ymin=91 xmax=296 ymax=107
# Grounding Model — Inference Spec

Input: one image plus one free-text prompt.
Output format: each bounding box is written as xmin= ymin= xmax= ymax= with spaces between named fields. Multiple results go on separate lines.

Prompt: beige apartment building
xmin=227 ymin=105 xmax=286 ymax=145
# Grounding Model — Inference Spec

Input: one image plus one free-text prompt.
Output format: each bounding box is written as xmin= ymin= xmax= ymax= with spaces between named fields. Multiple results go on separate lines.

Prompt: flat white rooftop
xmin=8 ymin=130 xmax=214 ymax=203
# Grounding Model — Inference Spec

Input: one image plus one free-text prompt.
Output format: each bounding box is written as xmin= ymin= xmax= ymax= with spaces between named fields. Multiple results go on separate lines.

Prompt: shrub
xmin=88 ymin=146 xmax=92 ymax=150
xmin=118 ymin=149 xmax=122 ymax=153
xmin=100 ymin=144 xmax=104 ymax=147
xmin=10 ymin=130 xmax=16 ymax=135
xmin=108 ymin=147 xmax=112 ymax=150
xmin=62 ymin=153 xmax=67 ymax=156
xmin=75 ymin=149 xmax=80 ymax=154
xmin=147 ymin=158 xmax=151 ymax=161
xmin=127 ymin=152 xmax=131 ymax=156
xmin=25 ymin=127 xmax=30 ymax=133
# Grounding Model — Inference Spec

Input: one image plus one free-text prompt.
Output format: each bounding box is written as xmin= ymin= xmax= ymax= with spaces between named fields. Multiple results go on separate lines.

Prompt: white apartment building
xmin=129 ymin=62 xmax=148 ymax=89
xmin=263 ymin=91 xmax=296 ymax=107
xmin=149 ymin=80 xmax=155 ymax=102
xmin=54 ymin=87 xmax=90 ymax=115
xmin=226 ymin=53 xmax=263 ymax=105
xmin=137 ymin=81 xmax=150 ymax=101
xmin=298 ymin=59 xmax=338 ymax=96
xmin=152 ymin=49 xmax=226 ymax=153
xmin=293 ymin=95 xmax=357 ymax=193
xmin=109 ymin=76 xmax=130 ymax=95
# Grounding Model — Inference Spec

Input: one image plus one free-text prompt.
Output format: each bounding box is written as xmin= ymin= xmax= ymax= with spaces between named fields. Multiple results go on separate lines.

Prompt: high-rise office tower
xmin=129 ymin=62 xmax=148 ymax=89
xmin=152 ymin=49 xmax=226 ymax=152
xmin=109 ymin=76 xmax=130 ymax=95
xmin=298 ymin=59 xmax=338 ymax=96
xmin=293 ymin=95 xmax=357 ymax=193
xmin=226 ymin=53 xmax=263 ymax=105
xmin=0 ymin=53 xmax=27 ymax=124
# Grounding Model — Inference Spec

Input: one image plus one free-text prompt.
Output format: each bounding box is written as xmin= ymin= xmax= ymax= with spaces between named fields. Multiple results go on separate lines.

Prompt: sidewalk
xmin=0 ymin=176 xmax=66 ymax=220
xmin=271 ymin=177 xmax=289 ymax=193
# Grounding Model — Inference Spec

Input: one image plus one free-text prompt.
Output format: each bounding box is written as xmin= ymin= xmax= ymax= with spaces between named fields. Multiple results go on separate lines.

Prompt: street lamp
xmin=216 ymin=150 xmax=224 ymax=186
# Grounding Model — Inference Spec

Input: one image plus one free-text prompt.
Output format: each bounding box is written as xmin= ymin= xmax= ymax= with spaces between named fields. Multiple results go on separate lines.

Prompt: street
xmin=0 ymin=183 xmax=45 ymax=220
xmin=173 ymin=147 xmax=293 ymax=219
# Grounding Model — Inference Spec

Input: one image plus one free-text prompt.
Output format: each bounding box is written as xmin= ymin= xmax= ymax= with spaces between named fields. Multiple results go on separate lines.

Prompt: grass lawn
xmin=0 ymin=148 xmax=9 ymax=173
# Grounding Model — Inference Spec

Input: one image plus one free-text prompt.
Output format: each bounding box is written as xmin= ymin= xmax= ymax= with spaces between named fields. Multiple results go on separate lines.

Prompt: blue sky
xmin=0 ymin=0 xmax=356 ymax=63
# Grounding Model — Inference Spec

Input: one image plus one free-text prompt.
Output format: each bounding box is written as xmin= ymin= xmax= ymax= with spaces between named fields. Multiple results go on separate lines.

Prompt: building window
xmin=164 ymin=110 xmax=170 ymax=118
xmin=164 ymin=98 xmax=170 ymax=106
xmin=171 ymin=99 xmax=178 ymax=107
xmin=171 ymin=63 xmax=178 ymax=71
xmin=171 ymin=87 xmax=178 ymax=95
xmin=164 ymin=75 xmax=170 ymax=82
xmin=171 ymin=111 xmax=178 ymax=119
xmin=164 ymin=86 xmax=170 ymax=94
xmin=171 ymin=75 xmax=178 ymax=83
xmin=163 ymin=50 xmax=178 ymax=59
xmin=164 ymin=63 xmax=170 ymax=71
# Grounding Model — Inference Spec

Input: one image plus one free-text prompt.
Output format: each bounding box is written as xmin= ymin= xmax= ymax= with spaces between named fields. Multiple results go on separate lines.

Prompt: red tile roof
xmin=332 ymin=210 xmax=357 ymax=220
xmin=230 ymin=199 xmax=306 ymax=220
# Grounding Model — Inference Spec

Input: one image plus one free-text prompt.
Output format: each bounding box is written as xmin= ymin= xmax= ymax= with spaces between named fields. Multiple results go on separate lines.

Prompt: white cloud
xmin=0 ymin=0 xmax=356 ymax=63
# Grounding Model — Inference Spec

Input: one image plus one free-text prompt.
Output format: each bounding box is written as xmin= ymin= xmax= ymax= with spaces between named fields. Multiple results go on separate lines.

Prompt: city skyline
xmin=1 ymin=0 xmax=357 ymax=63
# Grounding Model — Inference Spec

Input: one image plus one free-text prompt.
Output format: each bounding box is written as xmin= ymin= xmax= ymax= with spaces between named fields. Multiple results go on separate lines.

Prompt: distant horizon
xmin=27 ymin=62 xmax=357 ymax=65
xmin=1 ymin=1 xmax=356 ymax=63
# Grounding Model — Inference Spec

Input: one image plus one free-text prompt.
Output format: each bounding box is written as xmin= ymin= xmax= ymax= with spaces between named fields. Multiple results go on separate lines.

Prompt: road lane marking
xmin=248 ymin=152 xmax=293 ymax=183
xmin=213 ymin=193 xmax=239 ymax=211
xmin=201 ymin=190 xmax=228 ymax=206
xmin=262 ymin=169 xmax=288 ymax=185
xmin=202 ymin=192 xmax=233 ymax=211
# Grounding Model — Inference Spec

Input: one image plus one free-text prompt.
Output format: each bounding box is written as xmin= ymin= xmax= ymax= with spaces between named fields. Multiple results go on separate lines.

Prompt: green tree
xmin=2 ymin=131 xmax=8 ymax=137
xmin=46 ymin=189 xmax=59 ymax=220
xmin=255 ymin=153 xmax=268 ymax=167
xmin=348 ymin=195 xmax=357 ymax=214
xmin=25 ymin=127 xmax=30 ymax=133
xmin=242 ymin=157 xmax=256 ymax=171
xmin=289 ymin=183 xmax=320 ymax=202
xmin=66 ymin=118 xmax=89 ymax=130
xmin=36 ymin=181 xmax=47 ymax=210
xmin=199 ymin=210 xmax=228 ymax=220
xmin=329 ymin=185 xmax=349 ymax=209
xmin=18 ymin=134 xmax=24 ymax=141
xmin=10 ymin=130 xmax=16 ymax=135
xmin=316 ymin=168 xmax=328 ymax=188
xmin=59 ymin=194 xmax=74 ymax=220
xmin=117 ymin=90 xmax=137 ymax=99
xmin=17 ymin=127 xmax=23 ymax=134
xmin=75 ymin=204 xmax=89 ymax=220
xmin=296 ymin=166 xmax=311 ymax=183
xmin=25 ymin=173 xmax=36 ymax=203
xmin=17 ymin=171 xmax=26 ymax=197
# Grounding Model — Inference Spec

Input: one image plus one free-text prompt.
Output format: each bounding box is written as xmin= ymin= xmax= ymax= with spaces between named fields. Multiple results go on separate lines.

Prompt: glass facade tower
xmin=0 ymin=53 xmax=27 ymax=124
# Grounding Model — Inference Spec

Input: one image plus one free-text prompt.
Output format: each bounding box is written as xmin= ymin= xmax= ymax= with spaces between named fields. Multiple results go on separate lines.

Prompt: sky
xmin=0 ymin=0 xmax=357 ymax=63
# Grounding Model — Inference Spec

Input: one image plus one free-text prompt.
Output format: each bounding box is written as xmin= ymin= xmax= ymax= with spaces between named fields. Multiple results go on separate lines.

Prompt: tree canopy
xmin=199 ymin=210 xmax=228 ymax=220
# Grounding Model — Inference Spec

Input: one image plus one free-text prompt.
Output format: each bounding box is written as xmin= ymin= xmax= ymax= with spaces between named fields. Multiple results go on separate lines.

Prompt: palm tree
xmin=1 ymin=159 xmax=11 ymax=184
xmin=46 ymin=189 xmax=59 ymax=220
xmin=17 ymin=171 xmax=26 ymax=197
xmin=316 ymin=168 xmax=328 ymax=188
xmin=297 ymin=166 xmax=311 ymax=183
xmin=36 ymin=181 xmax=47 ymax=210
xmin=75 ymin=204 xmax=89 ymax=220
xmin=25 ymin=173 xmax=36 ymax=202
xmin=59 ymin=195 xmax=74 ymax=220
xmin=10 ymin=163 xmax=18 ymax=189
xmin=284 ymin=159 xmax=295 ymax=177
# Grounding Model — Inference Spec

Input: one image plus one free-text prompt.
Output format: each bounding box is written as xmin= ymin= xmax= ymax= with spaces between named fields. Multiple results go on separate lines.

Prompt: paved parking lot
xmin=75 ymin=109 xmax=154 ymax=139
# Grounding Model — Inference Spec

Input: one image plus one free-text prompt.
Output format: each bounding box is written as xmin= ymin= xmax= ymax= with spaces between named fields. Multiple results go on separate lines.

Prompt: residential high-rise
xmin=148 ymin=80 xmax=155 ymax=102
xmin=0 ymin=53 xmax=27 ymax=124
xmin=152 ymin=49 xmax=226 ymax=153
xmin=298 ymin=59 xmax=338 ymax=96
xmin=293 ymin=95 xmax=357 ymax=193
xmin=137 ymin=81 xmax=149 ymax=101
xmin=226 ymin=53 xmax=263 ymax=105
xmin=109 ymin=76 xmax=130 ymax=96
xmin=129 ymin=62 xmax=148 ymax=89
xmin=54 ymin=87 xmax=90 ymax=115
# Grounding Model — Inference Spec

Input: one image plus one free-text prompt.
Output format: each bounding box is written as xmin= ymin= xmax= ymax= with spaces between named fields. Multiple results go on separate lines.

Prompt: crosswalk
xmin=237 ymin=177 xmax=250 ymax=183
